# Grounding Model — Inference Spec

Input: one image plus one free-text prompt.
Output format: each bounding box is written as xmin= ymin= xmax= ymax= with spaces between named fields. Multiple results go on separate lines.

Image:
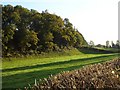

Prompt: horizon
xmin=1 ymin=0 xmax=119 ymax=45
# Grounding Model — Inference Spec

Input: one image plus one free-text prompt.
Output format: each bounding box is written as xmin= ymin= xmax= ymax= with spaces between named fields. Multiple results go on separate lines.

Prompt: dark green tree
xmin=2 ymin=4 xmax=88 ymax=57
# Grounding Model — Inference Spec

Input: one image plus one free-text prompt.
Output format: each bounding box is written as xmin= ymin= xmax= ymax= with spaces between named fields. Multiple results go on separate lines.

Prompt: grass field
xmin=94 ymin=47 xmax=120 ymax=52
xmin=2 ymin=48 xmax=120 ymax=89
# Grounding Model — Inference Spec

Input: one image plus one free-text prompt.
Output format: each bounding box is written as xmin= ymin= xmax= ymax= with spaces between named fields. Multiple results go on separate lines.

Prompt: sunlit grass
xmin=2 ymin=53 xmax=119 ymax=89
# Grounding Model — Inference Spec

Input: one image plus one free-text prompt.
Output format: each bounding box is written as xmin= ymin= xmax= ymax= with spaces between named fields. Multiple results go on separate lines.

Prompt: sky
xmin=1 ymin=0 xmax=119 ymax=45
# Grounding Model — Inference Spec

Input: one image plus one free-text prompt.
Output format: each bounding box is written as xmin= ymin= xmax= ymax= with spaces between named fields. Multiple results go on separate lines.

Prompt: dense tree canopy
xmin=2 ymin=5 xmax=88 ymax=57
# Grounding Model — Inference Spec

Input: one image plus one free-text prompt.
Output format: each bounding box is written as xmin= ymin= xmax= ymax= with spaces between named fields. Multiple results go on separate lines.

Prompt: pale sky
xmin=1 ymin=0 xmax=119 ymax=45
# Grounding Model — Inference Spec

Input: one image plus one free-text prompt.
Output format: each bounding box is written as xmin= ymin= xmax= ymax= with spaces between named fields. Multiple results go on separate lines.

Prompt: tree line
xmin=106 ymin=40 xmax=120 ymax=48
xmin=2 ymin=5 xmax=88 ymax=57
xmin=88 ymin=40 xmax=120 ymax=48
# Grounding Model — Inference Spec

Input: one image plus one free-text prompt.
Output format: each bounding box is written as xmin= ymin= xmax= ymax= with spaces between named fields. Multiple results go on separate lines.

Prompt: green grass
xmin=94 ymin=47 xmax=120 ymax=52
xmin=2 ymin=52 xmax=119 ymax=89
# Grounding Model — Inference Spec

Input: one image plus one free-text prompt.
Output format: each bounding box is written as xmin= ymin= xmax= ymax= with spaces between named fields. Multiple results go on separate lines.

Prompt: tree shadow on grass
xmin=2 ymin=54 xmax=115 ymax=72
xmin=2 ymin=60 xmax=106 ymax=89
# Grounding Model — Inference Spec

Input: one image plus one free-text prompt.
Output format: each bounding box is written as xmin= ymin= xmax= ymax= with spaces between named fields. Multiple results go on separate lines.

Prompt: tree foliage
xmin=2 ymin=5 xmax=88 ymax=57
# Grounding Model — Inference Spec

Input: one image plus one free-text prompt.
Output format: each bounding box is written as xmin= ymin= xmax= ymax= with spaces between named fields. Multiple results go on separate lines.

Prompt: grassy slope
xmin=2 ymin=48 xmax=120 ymax=89
xmin=94 ymin=47 xmax=120 ymax=53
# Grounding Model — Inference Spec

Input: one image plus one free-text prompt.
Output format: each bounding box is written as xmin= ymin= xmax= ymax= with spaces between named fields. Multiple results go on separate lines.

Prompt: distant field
xmin=78 ymin=47 xmax=120 ymax=54
xmin=2 ymin=51 xmax=119 ymax=89
xmin=94 ymin=47 xmax=120 ymax=52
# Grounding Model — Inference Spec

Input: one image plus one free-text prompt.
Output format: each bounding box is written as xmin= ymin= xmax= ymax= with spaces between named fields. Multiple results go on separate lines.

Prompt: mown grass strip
xmin=2 ymin=53 xmax=119 ymax=89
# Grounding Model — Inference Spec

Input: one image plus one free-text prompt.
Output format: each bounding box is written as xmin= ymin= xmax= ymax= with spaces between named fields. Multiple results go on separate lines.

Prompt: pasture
xmin=2 ymin=48 xmax=119 ymax=89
